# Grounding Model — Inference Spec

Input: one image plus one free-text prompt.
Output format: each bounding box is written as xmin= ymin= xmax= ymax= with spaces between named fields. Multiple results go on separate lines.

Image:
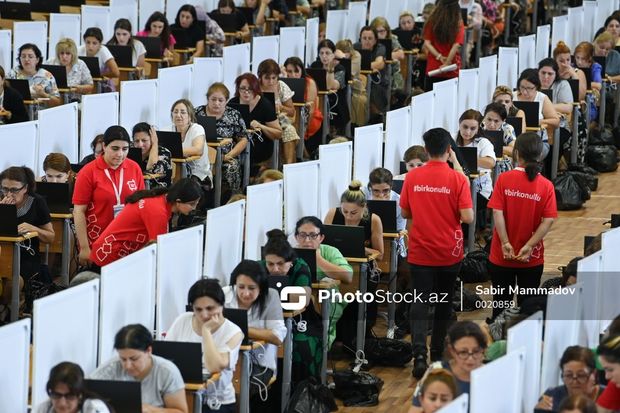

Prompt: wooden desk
xmin=144 ymin=58 xmax=167 ymax=79
xmin=173 ymin=48 xmax=196 ymax=65
xmin=0 ymin=232 xmax=38 ymax=321
xmin=171 ymin=156 xmax=200 ymax=184
xmin=185 ymin=372 xmax=220 ymax=413
xmin=207 ymin=139 xmax=232 ymax=207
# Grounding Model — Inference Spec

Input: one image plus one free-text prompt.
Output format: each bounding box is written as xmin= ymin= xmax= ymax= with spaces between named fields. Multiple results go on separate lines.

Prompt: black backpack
xmin=459 ymin=249 xmax=489 ymax=283
xmin=285 ymin=377 xmax=337 ymax=413
xmin=332 ymin=370 xmax=383 ymax=407
xmin=364 ymin=337 xmax=413 ymax=367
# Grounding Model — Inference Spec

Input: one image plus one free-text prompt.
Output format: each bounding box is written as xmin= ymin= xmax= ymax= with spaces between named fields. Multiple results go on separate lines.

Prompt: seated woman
xmin=394 ymin=145 xmax=429 ymax=180
xmin=46 ymin=38 xmax=94 ymax=101
xmin=0 ymin=65 xmax=28 ymax=124
xmin=211 ymin=0 xmax=250 ymax=40
xmin=42 ymin=153 xmax=75 ymax=186
xmin=79 ymin=134 xmax=104 ymax=165
xmin=362 ymin=167 xmax=406 ymax=232
xmin=242 ymin=0 xmax=269 ymax=34
xmin=536 ymin=346 xmax=603 ymax=411
xmin=170 ymin=5 xmax=206 ymax=62
xmin=371 ymin=17 xmax=405 ymax=98
xmin=132 ymin=122 xmax=172 ymax=187
xmin=195 ymin=82 xmax=248 ymax=194
xmin=106 ymin=19 xmax=146 ymax=69
xmin=559 ymin=395 xmax=598 ymax=413
xmin=255 ymin=168 xmax=282 ymax=184
xmin=482 ymin=102 xmax=516 ymax=158
xmin=222 ymin=260 xmax=287 ymax=405
xmin=228 ymin=73 xmax=281 ymax=175
xmin=91 ymin=324 xmax=187 ymax=413
xmin=597 ymin=334 xmax=620 ymax=413
xmin=137 ymin=12 xmax=176 ymax=61
xmin=258 ymin=58 xmax=299 ymax=165
xmin=397 ymin=11 xmax=427 ymax=89
xmin=574 ymin=41 xmax=603 ymax=122
xmin=77 ymin=28 xmax=120 ymax=91
xmin=7 ymin=43 xmax=61 ymax=107
xmin=593 ymin=32 xmax=620 ymax=81
xmin=166 ymin=279 xmax=243 ymax=413
xmin=554 ymin=41 xmax=587 ymax=102
xmin=407 ymin=369 xmax=458 ymax=413
xmin=493 ymin=85 xmax=527 ymax=135
xmin=335 ymin=40 xmax=366 ymax=128
xmin=34 ymin=361 xmax=110 ymax=413
xmin=283 ymin=56 xmax=322 ymax=140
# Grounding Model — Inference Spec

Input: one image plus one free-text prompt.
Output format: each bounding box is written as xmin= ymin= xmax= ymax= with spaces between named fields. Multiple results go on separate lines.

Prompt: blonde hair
xmin=419 ymin=369 xmax=458 ymax=398
xmin=335 ymin=39 xmax=354 ymax=55
xmin=595 ymin=31 xmax=614 ymax=45
xmin=227 ymin=194 xmax=246 ymax=204
xmin=328 ymin=136 xmax=349 ymax=144
xmin=493 ymin=85 xmax=513 ymax=100
xmin=55 ymin=38 xmax=78 ymax=66
xmin=340 ymin=179 xmax=368 ymax=219
xmin=257 ymin=169 xmax=283 ymax=183
xmin=370 ymin=16 xmax=392 ymax=37
xmin=399 ymin=10 xmax=415 ymax=20
xmin=207 ymin=82 xmax=230 ymax=100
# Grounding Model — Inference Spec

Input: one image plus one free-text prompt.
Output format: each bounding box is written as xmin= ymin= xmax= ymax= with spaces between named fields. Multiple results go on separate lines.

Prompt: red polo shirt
xmin=487 ymin=168 xmax=557 ymax=268
xmin=598 ymin=382 xmax=620 ymax=409
xmin=72 ymin=156 xmax=145 ymax=246
xmin=423 ymin=22 xmax=465 ymax=77
xmin=399 ymin=160 xmax=472 ymax=266
xmin=90 ymin=195 xmax=172 ymax=266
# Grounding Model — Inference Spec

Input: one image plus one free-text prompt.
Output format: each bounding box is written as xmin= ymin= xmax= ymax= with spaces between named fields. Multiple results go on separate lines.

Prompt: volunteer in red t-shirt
xmin=72 ymin=126 xmax=145 ymax=266
xmin=400 ymin=127 xmax=474 ymax=379
xmin=597 ymin=335 xmax=620 ymax=411
xmin=423 ymin=0 xmax=465 ymax=90
xmin=89 ymin=178 xmax=201 ymax=266
xmin=487 ymin=132 xmax=557 ymax=320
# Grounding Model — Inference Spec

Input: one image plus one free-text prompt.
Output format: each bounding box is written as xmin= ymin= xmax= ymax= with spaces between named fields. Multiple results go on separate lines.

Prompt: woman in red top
xmin=89 ymin=178 xmax=201 ymax=266
xmin=72 ymin=126 xmax=145 ymax=266
xmin=423 ymin=0 xmax=465 ymax=90
xmin=487 ymin=132 xmax=557 ymax=320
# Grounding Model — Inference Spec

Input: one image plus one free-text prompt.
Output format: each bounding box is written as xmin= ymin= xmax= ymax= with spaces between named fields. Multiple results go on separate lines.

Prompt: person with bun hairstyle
xmin=487 ymin=132 xmax=556 ymax=320
xmin=596 ymin=335 xmax=620 ymax=412
xmin=72 ymin=126 xmax=145 ymax=266
xmin=166 ymin=279 xmax=243 ymax=413
xmin=408 ymin=368 xmax=458 ymax=413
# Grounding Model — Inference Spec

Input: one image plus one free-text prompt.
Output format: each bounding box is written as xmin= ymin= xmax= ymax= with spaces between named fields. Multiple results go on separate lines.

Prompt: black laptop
xmin=127 ymin=147 xmax=144 ymax=169
xmin=237 ymin=7 xmax=255 ymax=25
xmin=223 ymin=308 xmax=250 ymax=346
xmin=367 ymin=200 xmax=397 ymax=233
xmin=79 ymin=56 xmax=102 ymax=78
xmin=31 ymin=0 xmax=60 ymax=13
xmin=280 ymin=77 xmax=305 ymax=104
xmin=294 ymin=248 xmax=317 ymax=283
xmin=322 ymin=224 xmax=366 ymax=258
xmin=505 ymin=116 xmax=522 ymax=136
xmin=512 ymin=101 xmax=539 ymax=128
xmin=262 ymin=92 xmax=276 ymax=112
xmin=36 ymin=182 xmax=71 ymax=214
xmin=360 ymin=50 xmax=373 ymax=71
xmin=459 ymin=146 xmax=478 ymax=175
xmin=196 ymin=115 xmax=219 ymax=142
xmin=268 ymin=275 xmax=289 ymax=295
xmin=83 ymin=380 xmax=141 ymax=413
xmin=41 ymin=65 xmax=68 ymax=89
xmin=70 ymin=163 xmax=85 ymax=174
xmin=135 ymin=36 xmax=162 ymax=59
xmin=8 ymin=79 xmax=33 ymax=100
xmin=227 ymin=102 xmax=252 ymax=128
xmin=0 ymin=204 xmax=19 ymax=237
xmin=392 ymin=29 xmax=414 ymax=50
xmin=0 ymin=2 xmax=31 ymax=20
xmin=482 ymin=130 xmax=504 ymax=158
xmin=339 ymin=58 xmax=352 ymax=83
xmin=171 ymin=27 xmax=192 ymax=49
xmin=107 ymin=45 xmax=133 ymax=68
xmin=567 ymin=78 xmax=579 ymax=103
xmin=306 ymin=68 xmax=327 ymax=91
xmin=210 ymin=13 xmax=238 ymax=33
xmin=157 ymin=131 xmax=184 ymax=158
xmin=593 ymin=55 xmax=606 ymax=77
xmin=378 ymin=39 xmax=392 ymax=61
xmin=540 ymin=89 xmax=552 ymax=100
xmin=392 ymin=179 xmax=404 ymax=194
xmin=152 ymin=340 xmax=203 ymax=383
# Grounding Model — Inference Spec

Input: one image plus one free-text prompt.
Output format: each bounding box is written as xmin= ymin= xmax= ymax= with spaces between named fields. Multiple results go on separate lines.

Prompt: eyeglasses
xmin=296 ymin=232 xmax=321 ymax=240
xmin=562 ymin=371 xmax=591 ymax=384
xmin=453 ymin=348 xmax=484 ymax=360
xmin=48 ymin=391 xmax=79 ymax=401
xmin=238 ymin=87 xmax=253 ymax=93
xmin=1 ymin=185 xmax=25 ymax=194
xmin=519 ymin=85 xmax=537 ymax=92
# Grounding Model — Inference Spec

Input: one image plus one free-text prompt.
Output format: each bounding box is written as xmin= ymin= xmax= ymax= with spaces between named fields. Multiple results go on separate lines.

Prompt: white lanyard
xmin=104 ymin=167 xmax=124 ymax=206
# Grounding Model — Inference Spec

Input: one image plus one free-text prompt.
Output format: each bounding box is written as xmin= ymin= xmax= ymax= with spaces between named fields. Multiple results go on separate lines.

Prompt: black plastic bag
xmin=568 ymin=170 xmax=598 ymax=192
xmin=459 ymin=249 xmax=489 ymax=283
xmin=364 ymin=337 xmax=413 ymax=366
xmin=589 ymin=126 xmax=615 ymax=146
xmin=554 ymin=173 xmax=586 ymax=210
xmin=586 ymin=145 xmax=619 ymax=172
xmin=567 ymin=163 xmax=599 ymax=176
xmin=611 ymin=126 xmax=620 ymax=149
xmin=285 ymin=377 xmax=337 ymax=413
xmin=332 ymin=370 xmax=383 ymax=407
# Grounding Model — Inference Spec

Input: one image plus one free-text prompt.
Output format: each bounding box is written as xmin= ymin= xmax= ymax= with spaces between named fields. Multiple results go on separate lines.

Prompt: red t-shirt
xmin=598 ymin=381 xmax=620 ymax=409
xmin=487 ymin=168 xmax=557 ymax=267
xmin=72 ymin=156 xmax=145 ymax=247
xmin=399 ymin=160 xmax=473 ymax=266
xmin=423 ymin=21 xmax=465 ymax=77
xmin=89 ymin=195 xmax=172 ymax=266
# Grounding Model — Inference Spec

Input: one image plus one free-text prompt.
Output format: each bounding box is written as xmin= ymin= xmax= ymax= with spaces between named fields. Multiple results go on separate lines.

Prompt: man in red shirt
xmin=400 ymin=127 xmax=474 ymax=379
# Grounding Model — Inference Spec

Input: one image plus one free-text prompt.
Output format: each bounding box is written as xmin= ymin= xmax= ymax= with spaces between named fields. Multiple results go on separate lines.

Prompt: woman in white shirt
xmin=169 ymin=99 xmax=210 ymax=184
xmin=106 ymin=18 xmax=146 ymax=68
xmin=45 ymin=38 xmax=94 ymax=98
xmin=166 ymin=279 xmax=244 ymax=413
xmin=77 ymin=27 xmax=119 ymax=91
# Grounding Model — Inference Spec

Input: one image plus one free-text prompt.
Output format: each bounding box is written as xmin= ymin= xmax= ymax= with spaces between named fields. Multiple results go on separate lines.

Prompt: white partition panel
xmin=367 ymin=0 xmax=386 ymax=29
xmin=32 ymin=280 xmax=100 ymax=407
xmin=38 ymin=103 xmax=79 ymax=176
xmin=156 ymin=226 xmax=204 ymax=337
xmin=578 ymin=252 xmax=603 ymax=349
xmin=438 ymin=394 xmax=469 ymax=413
xmin=410 ymin=92 xmax=434 ymax=147
xmin=306 ymin=18 xmax=319 ymax=65
xmin=165 ymin=0 xmax=186 ymax=22
xmin=458 ymin=69 xmax=479 ymax=116
xmin=81 ymin=6 xmax=112 ymax=42
xmin=471 ymin=349 xmax=525 ymax=413
xmin=157 ymin=65 xmax=193 ymax=128
xmin=223 ymin=43 xmax=251 ymax=95
xmin=536 ymin=25 xmax=551 ymax=63
xmin=0 ymin=319 xmax=30 ymax=413
xmin=347 ymin=1 xmax=368 ymax=43
xmin=405 ymin=0 xmax=424 ymax=16
xmin=0 ymin=30 xmax=11 ymax=70
xmin=80 ymin=93 xmax=119 ymax=159
xmin=602 ymin=227 xmax=620 ymax=271
xmin=283 ymin=161 xmax=320 ymax=233
xmin=245 ymin=181 xmax=284 ymax=260
xmin=541 ymin=282 xmax=584 ymax=392
xmin=596 ymin=0 xmax=616 ymax=29
xmin=120 ymin=79 xmax=158 ymax=133
xmin=192 ymin=58 xmax=224 ymax=106
xmin=601 ymin=228 xmax=620 ymax=326
xmin=139 ymin=0 xmax=165 ymax=32
xmin=583 ymin=2 xmax=597 ymax=44
xmin=353 ymin=124 xmax=383 ymax=185
xmin=252 ymin=36 xmax=279 ymax=74
xmin=110 ymin=0 xmax=139 ymax=37
xmin=319 ymin=141 xmax=353 ymax=219
xmin=432 ymin=78 xmax=458 ymax=135
xmin=551 ymin=16 xmax=568 ymax=56
xmin=49 ymin=14 xmax=81 ymax=53
xmin=0 ymin=121 xmax=38 ymax=172
xmin=204 ymin=201 xmax=246 ymax=284
xmin=13 ymin=22 xmax=48 ymax=62
xmin=384 ymin=106 xmax=411 ymax=175
xmin=98 ymin=245 xmax=157 ymax=364
xmin=566 ymin=7 xmax=584 ymax=51
xmin=507 ymin=311 xmax=544 ymax=413
xmin=518 ymin=34 xmax=536 ymax=73
xmin=279 ymin=27 xmax=305 ymax=65
xmin=326 ymin=10 xmax=348 ymax=44
xmin=497 ymin=47 xmax=518 ymax=90
xmin=478 ymin=55 xmax=497 ymax=111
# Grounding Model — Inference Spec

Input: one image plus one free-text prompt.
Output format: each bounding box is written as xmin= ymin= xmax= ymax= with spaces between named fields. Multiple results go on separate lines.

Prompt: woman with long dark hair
xmin=137 ymin=11 xmax=176 ymax=60
xmin=107 ymin=18 xmax=146 ymax=68
xmin=170 ymin=4 xmax=207 ymax=62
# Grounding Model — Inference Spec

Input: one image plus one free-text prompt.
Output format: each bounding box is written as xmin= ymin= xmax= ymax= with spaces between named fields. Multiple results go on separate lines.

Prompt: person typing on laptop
xmin=132 ymin=123 xmax=172 ymax=188
xmin=45 ymin=38 xmax=94 ymax=100
xmin=362 ymin=167 xmax=407 ymax=233
xmin=41 ymin=153 xmax=75 ymax=185
xmin=7 ymin=44 xmax=61 ymax=107
xmin=0 ymin=65 xmax=28 ymax=124
xmin=77 ymin=28 xmax=120 ymax=92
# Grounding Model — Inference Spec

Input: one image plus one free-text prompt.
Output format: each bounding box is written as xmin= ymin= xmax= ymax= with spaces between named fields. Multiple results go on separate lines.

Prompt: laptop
xmin=41 ymin=65 xmax=68 ymax=89
xmin=0 ymin=204 xmax=19 ymax=237
xmin=506 ymin=116 xmax=522 ymax=136
xmin=392 ymin=29 xmax=415 ymax=50
xmin=392 ymin=179 xmax=404 ymax=194
xmin=322 ymin=224 xmax=366 ymax=258
xmin=35 ymin=182 xmax=71 ymax=214
xmin=135 ymin=36 xmax=162 ymax=59
xmin=567 ymin=78 xmax=579 ymax=103
xmin=107 ymin=45 xmax=133 ymax=68
xmin=459 ymin=146 xmax=478 ymax=175
xmin=583 ymin=235 xmax=596 ymax=255
xmin=306 ymin=68 xmax=327 ymax=91
xmin=262 ymin=92 xmax=276 ymax=111
xmin=581 ymin=65 xmax=592 ymax=90
xmin=593 ymin=55 xmax=606 ymax=77
xmin=171 ymin=27 xmax=193 ymax=49
xmin=8 ymin=79 xmax=33 ymax=101
xmin=157 ymin=131 xmax=184 ymax=158
xmin=367 ymin=200 xmax=397 ymax=233
xmin=294 ymin=247 xmax=317 ymax=283
xmin=378 ymin=39 xmax=392 ymax=61
xmin=210 ymin=13 xmax=238 ymax=33
xmin=460 ymin=8 xmax=469 ymax=25
xmin=151 ymin=340 xmax=203 ymax=383
xmin=195 ymin=115 xmax=219 ymax=142
xmin=540 ymin=89 xmax=552 ymax=100
xmin=482 ymin=130 xmax=504 ymax=157
xmin=339 ymin=58 xmax=352 ymax=83
xmin=79 ymin=56 xmax=102 ymax=78
xmin=0 ymin=2 xmax=31 ymax=20
xmin=227 ymin=102 xmax=252 ymax=128
xmin=399 ymin=161 xmax=407 ymax=174
xmin=237 ymin=7 xmax=255 ymax=26
xmin=268 ymin=275 xmax=289 ymax=295
xmin=70 ymin=163 xmax=85 ymax=174
xmin=512 ymin=101 xmax=539 ymax=128
xmin=360 ymin=50 xmax=373 ymax=71
xmin=83 ymin=380 xmax=141 ymax=413
xmin=223 ymin=308 xmax=250 ymax=346
xmin=127 ymin=147 xmax=144 ymax=169
xmin=280 ymin=77 xmax=306 ymax=104
xmin=31 ymin=0 xmax=60 ymax=13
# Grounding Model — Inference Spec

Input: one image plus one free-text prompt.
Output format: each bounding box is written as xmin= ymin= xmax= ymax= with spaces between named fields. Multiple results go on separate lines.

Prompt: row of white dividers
xmin=13 ymin=21 xmax=48 ymax=63
xmin=204 ymin=200 xmax=246 ymax=284
xmin=81 ymin=5 xmax=112 ymax=45
xmin=49 ymin=13 xmax=81 ymax=56
xmin=139 ymin=0 xmax=165 ymax=35
xmin=518 ymin=34 xmax=536 ymax=75
xmin=191 ymin=57 xmax=224 ymax=106
xmin=0 ymin=30 xmax=10 ymax=71
xmin=437 ymin=394 xmax=468 ymax=413
xmin=497 ymin=47 xmax=518 ymax=91
xmin=245 ymin=180 xmax=284 ymax=260
xmin=120 ymin=79 xmax=158 ymax=133
xmin=319 ymin=141 xmax=353 ymax=220
xmin=535 ymin=25 xmax=551 ymax=64
xmin=410 ymin=91 xmax=433 ymax=147
xmin=252 ymin=35 xmax=279 ymax=75
xmin=279 ymin=27 xmax=306 ymax=66
xmin=0 ymin=319 xmax=30 ymax=413
xmin=109 ymin=0 xmax=139 ymax=41
xmin=223 ymin=43 xmax=251 ymax=97
xmin=306 ymin=18 xmax=320 ymax=66
xmin=457 ymin=69 xmax=479 ymax=117
xmin=432 ymin=78 xmax=459 ymax=135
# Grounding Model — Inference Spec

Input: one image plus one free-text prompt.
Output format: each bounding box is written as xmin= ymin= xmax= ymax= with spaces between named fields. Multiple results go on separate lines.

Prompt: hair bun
xmin=266 ymin=228 xmax=287 ymax=240
xmin=348 ymin=179 xmax=363 ymax=191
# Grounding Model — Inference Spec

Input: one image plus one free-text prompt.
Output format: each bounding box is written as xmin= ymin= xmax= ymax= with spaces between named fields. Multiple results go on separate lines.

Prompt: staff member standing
xmin=72 ymin=126 xmax=144 ymax=266
xmin=487 ymin=132 xmax=557 ymax=320
xmin=399 ymin=127 xmax=473 ymax=379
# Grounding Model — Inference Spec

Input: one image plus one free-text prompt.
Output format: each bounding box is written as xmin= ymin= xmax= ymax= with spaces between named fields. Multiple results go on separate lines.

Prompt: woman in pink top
xmin=137 ymin=11 xmax=176 ymax=60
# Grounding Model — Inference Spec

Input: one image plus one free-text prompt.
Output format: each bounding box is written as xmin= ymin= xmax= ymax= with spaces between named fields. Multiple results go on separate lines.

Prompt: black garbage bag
xmin=554 ymin=173 xmax=587 ymax=210
xmin=586 ymin=145 xmax=619 ymax=172
xmin=332 ymin=370 xmax=383 ymax=407
xmin=611 ymin=126 xmax=620 ymax=149
xmin=285 ymin=377 xmax=337 ymax=413
xmin=567 ymin=163 xmax=599 ymax=176
xmin=364 ymin=337 xmax=413 ymax=366
xmin=589 ymin=126 xmax=615 ymax=146
xmin=459 ymin=249 xmax=489 ymax=283
xmin=568 ymin=170 xmax=598 ymax=192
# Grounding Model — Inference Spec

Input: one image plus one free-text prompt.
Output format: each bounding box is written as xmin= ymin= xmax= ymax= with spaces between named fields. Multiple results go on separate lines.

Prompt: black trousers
xmin=488 ymin=262 xmax=544 ymax=319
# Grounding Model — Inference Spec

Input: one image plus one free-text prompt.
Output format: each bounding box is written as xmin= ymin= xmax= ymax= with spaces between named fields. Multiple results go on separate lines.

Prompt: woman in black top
xmin=0 ymin=65 xmax=28 ymax=124
xmin=171 ymin=4 xmax=205 ymax=62
xmin=211 ymin=0 xmax=250 ymax=40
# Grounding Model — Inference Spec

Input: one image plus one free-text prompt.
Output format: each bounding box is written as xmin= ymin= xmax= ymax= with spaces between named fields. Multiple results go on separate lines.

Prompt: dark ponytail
xmin=513 ymin=133 xmax=542 ymax=181
xmin=125 ymin=178 xmax=201 ymax=204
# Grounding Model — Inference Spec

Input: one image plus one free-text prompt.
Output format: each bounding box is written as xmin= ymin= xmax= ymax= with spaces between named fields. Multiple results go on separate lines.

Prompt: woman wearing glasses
xmin=536 ymin=346 xmax=603 ymax=411
xmin=35 ymin=362 xmax=110 ymax=413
